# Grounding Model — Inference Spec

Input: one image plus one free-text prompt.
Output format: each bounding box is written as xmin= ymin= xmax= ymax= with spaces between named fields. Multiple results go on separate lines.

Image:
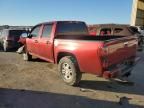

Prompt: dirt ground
xmin=0 ymin=50 xmax=144 ymax=108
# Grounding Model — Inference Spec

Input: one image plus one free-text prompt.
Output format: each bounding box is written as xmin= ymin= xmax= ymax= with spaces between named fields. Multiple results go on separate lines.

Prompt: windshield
xmin=9 ymin=30 xmax=26 ymax=37
xmin=56 ymin=22 xmax=88 ymax=35
xmin=128 ymin=26 xmax=140 ymax=34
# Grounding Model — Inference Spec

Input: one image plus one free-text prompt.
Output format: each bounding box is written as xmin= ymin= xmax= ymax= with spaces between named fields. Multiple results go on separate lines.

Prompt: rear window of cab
xmin=56 ymin=22 xmax=89 ymax=35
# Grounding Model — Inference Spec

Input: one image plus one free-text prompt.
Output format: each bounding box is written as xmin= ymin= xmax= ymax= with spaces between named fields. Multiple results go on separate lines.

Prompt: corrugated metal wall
xmin=131 ymin=0 xmax=144 ymax=26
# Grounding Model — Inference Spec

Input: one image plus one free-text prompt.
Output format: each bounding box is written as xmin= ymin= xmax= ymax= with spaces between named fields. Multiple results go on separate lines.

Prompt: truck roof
xmin=36 ymin=21 xmax=86 ymax=25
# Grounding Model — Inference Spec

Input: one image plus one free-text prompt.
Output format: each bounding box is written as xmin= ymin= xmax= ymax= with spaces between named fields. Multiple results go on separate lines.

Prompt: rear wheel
xmin=58 ymin=56 xmax=82 ymax=86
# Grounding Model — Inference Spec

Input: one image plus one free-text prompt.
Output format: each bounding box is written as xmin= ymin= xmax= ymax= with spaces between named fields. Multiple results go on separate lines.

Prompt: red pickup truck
xmin=22 ymin=21 xmax=137 ymax=86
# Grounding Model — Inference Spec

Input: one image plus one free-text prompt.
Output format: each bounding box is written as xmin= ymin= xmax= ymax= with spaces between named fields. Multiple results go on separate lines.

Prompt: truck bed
xmin=55 ymin=34 xmax=137 ymax=75
xmin=56 ymin=35 xmax=126 ymax=41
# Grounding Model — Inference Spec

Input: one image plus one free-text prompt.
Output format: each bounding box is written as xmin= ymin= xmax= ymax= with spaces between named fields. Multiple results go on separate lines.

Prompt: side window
xmin=100 ymin=28 xmax=111 ymax=35
xmin=42 ymin=24 xmax=53 ymax=38
xmin=31 ymin=25 xmax=41 ymax=37
xmin=114 ymin=28 xmax=123 ymax=34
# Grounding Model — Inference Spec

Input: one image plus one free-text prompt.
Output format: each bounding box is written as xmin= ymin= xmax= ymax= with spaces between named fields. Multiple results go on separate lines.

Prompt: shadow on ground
xmin=79 ymin=80 xmax=144 ymax=96
xmin=0 ymin=48 xmax=18 ymax=52
xmin=29 ymin=58 xmax=47 ymax=63
xmin=0 ymin=88 xmax=143 ymax=108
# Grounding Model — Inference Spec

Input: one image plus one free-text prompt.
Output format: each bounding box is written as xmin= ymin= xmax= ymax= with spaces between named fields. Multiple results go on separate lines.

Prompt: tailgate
xmin=104 ymin=36 xmax=137 ymax=66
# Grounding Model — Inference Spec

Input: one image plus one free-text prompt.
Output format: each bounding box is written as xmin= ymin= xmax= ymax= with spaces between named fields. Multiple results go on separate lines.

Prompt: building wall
xmin=131 ymin=0 xmax=144 ymax=26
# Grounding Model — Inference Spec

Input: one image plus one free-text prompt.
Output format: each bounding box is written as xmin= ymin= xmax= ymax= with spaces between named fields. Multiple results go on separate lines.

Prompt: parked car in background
xmin=88 ymin=24 xmax=130 ymax=36
xmin=18 ymin=29 xmax=31 ymax=45
xmin=128 ymin=26 xmax=144 ymax=50
xmin=16 ymin=31 xmax=30 ymax=54
xmin=88 ymin=24 xmax=143 ymax=50
xmin=22 ymin=21 xmax=137 ymax=86
xmin=136 ymin=26 xmax=144 ymax=36
xmin=0 ymin=29 xmax=26 ymax=51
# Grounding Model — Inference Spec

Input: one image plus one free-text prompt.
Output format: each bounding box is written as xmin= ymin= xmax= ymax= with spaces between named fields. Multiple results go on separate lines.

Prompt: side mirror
xmin=21 ymin=33 xmax=28 ymax=38
xmin=27 ymin=34 xmax=33 ymax=38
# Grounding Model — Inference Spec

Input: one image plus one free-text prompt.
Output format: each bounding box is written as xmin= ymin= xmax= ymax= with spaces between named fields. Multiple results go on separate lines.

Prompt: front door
xmin=26 ymin=25 xmax=41 ymax=56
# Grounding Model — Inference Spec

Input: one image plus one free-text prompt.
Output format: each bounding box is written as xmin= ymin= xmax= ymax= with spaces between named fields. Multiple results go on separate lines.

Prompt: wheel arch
xmin=57 ymin=52 xmax=78 ymax=63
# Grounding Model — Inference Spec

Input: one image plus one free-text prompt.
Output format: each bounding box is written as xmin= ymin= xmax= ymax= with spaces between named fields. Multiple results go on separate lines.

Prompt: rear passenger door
xmin=38 ymin=24 xmax=54 ymax=62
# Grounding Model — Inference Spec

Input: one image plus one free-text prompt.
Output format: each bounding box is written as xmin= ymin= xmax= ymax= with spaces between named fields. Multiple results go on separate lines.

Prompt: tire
xmin=23 ymin=52 xmax=32 ymax=61
xmin=58 ymin=56 xmax=82 ymax=86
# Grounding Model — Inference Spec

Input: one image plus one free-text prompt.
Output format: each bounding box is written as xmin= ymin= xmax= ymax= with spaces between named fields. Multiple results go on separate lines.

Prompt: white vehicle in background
xmin=136 ymin=26 xmax=144 ymax=36
xmin=131 ymin=26 xmax=144 ymax=51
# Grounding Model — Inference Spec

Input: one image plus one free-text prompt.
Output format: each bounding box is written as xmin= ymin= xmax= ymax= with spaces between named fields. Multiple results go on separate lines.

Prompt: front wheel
xmin=23 ymin=52 xmax=32 ymax=61
xmin=58 ymin=56 xmax=82 ymax=86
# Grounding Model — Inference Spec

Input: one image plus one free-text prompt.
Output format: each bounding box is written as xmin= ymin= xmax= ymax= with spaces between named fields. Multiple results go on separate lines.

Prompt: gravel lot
xmin=0 ymin=50 xmax=144 ymax=108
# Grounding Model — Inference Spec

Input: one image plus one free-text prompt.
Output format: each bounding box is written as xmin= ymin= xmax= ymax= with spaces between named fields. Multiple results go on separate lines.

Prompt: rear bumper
xmin=102 ymin=61 xmax=134 ymax=79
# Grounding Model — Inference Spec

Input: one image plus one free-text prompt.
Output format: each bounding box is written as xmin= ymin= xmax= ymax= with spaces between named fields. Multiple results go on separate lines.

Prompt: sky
xmin=0 ymin=0 xmax=133 ymax=26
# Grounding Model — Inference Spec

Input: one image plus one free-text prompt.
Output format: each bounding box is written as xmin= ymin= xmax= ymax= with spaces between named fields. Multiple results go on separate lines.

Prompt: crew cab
xmin=22 ymin=21 xmax=137 ymax=86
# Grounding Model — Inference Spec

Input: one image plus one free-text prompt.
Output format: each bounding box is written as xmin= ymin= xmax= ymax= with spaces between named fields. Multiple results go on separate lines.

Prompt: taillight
xmin=101 ymin=46 xmax=108 ymax=56
xmin=100 ymin=46 xmax=109 ymax=68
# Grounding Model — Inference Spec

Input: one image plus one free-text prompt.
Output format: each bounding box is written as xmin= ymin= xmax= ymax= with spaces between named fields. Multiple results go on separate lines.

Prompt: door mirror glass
xmin=21 ymin=33 xmax=28 ymax=38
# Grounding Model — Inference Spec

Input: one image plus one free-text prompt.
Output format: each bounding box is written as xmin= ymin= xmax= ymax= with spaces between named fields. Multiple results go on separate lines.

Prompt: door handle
xmin=34 ymin=40 xmax=38 ymax=43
